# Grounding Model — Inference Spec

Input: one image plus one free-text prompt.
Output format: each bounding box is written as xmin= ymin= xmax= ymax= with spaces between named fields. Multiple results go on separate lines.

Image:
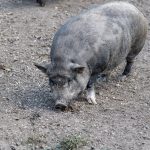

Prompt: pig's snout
xmin=55 ymin=100 xmax=68 ymax=111
xmin=55 ymin=103 xmax=67 ymax=111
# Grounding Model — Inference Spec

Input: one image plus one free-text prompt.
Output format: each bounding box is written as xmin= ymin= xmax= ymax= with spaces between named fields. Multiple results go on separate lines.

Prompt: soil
xmin=0 ymin=0 xmax=150 ymax=149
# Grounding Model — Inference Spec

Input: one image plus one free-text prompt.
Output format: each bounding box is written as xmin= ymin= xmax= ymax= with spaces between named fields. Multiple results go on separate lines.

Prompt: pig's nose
xmin=55 ymin=102 xmax=67 ymax=111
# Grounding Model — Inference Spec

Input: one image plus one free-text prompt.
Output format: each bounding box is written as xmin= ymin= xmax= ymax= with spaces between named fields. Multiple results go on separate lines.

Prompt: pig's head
xmin=34 ymin=62 xmax=90 ymax=110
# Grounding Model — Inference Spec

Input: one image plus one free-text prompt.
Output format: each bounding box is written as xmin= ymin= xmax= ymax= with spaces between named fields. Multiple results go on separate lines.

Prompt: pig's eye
xmin=68 ymin=78 xmax=73 ymax=86
xmin=68 ymin=78 xmax=72 ymax=83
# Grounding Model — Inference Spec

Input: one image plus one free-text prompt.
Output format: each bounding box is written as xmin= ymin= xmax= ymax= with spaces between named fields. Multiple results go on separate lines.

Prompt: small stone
xmin=7 ymin=12 xmax=13 ymax=15
xmin=116 ymin=83 xmax=120 ymax=87
xmin=0 ymin=64 xmax=5 ymax=70
xmin=5 ymin=68 xmax=11 ymax=72
xmin=15 ymin=118 xmax=19 ymax=121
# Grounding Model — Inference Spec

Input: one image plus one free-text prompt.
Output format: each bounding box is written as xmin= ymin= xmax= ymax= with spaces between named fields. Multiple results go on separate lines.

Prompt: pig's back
xmin=51 ymin=2 xmax=147 ymax=71
xmin=82 ymin=2 xmax=147 ymax=43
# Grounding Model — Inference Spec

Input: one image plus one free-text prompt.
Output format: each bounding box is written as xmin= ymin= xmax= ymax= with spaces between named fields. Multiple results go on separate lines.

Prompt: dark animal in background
xmin=35 ymin=2 xmax=148 ymax=110
xmin=36 ymin=0 xmax=46 ymax=6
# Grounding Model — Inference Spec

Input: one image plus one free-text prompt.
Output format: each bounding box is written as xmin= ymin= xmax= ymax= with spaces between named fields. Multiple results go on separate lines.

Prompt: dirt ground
xmin=0 ymin=0 xmax=150 ymax=149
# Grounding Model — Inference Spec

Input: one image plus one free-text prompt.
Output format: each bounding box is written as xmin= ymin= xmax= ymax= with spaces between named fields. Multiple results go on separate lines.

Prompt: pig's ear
xmin=34 ymin=63 xmax=48 ymax=74
xmin=71 ymin=64 xmax=85 ymax=74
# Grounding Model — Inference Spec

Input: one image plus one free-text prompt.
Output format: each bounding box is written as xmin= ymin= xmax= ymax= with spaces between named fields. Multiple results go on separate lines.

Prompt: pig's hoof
xmin=40 ymin=3 xmax=45 ymax=7
xmin=117 ymin=75 xmax=127 ymax=82
xmin=87 ymin=98 xmax=97 ymax=105
xmin=87 ymin=95 xmax=97 ymax=105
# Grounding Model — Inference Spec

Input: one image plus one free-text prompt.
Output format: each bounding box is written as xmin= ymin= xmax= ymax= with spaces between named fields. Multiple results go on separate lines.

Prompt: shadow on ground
xmin=12 ymin=84 xmax=55 ymax=110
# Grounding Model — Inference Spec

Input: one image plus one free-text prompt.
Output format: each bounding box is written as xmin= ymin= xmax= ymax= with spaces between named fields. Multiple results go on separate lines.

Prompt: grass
xmin=52 ymin=135 xmax=87 ymax=150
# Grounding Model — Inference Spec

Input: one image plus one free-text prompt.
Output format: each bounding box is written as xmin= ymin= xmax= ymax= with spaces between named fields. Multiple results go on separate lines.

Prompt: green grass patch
xmin=52 ymin=135 xmax=87 ymax=150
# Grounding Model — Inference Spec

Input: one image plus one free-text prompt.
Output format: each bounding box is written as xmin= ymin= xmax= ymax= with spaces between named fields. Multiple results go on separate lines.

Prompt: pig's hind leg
xmin=37 ymin=0 xmax=46 ymax=6
xmin=122 ymin=37 xmax=146 ymax=76
xmin=122 ymin=57 xmax=134 ymax=76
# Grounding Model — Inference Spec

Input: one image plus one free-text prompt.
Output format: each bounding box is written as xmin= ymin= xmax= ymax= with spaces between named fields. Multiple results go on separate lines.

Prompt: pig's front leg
xmin=86 ymin=75 xmax=97 ymax=105
xmin=86 ymin=84 xmax=97 ymax=104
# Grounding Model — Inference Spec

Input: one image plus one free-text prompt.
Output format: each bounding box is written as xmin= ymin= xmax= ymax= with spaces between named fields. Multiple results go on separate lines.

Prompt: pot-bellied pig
xmin=35 ymin=2 xmax=147 ymax=110
xmin=36 ymin=0 xmax=46 ymax=6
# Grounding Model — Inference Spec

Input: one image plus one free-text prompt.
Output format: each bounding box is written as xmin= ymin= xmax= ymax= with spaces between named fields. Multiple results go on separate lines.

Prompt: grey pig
xmin=35 ymin=2 xmax=148 ymax=110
